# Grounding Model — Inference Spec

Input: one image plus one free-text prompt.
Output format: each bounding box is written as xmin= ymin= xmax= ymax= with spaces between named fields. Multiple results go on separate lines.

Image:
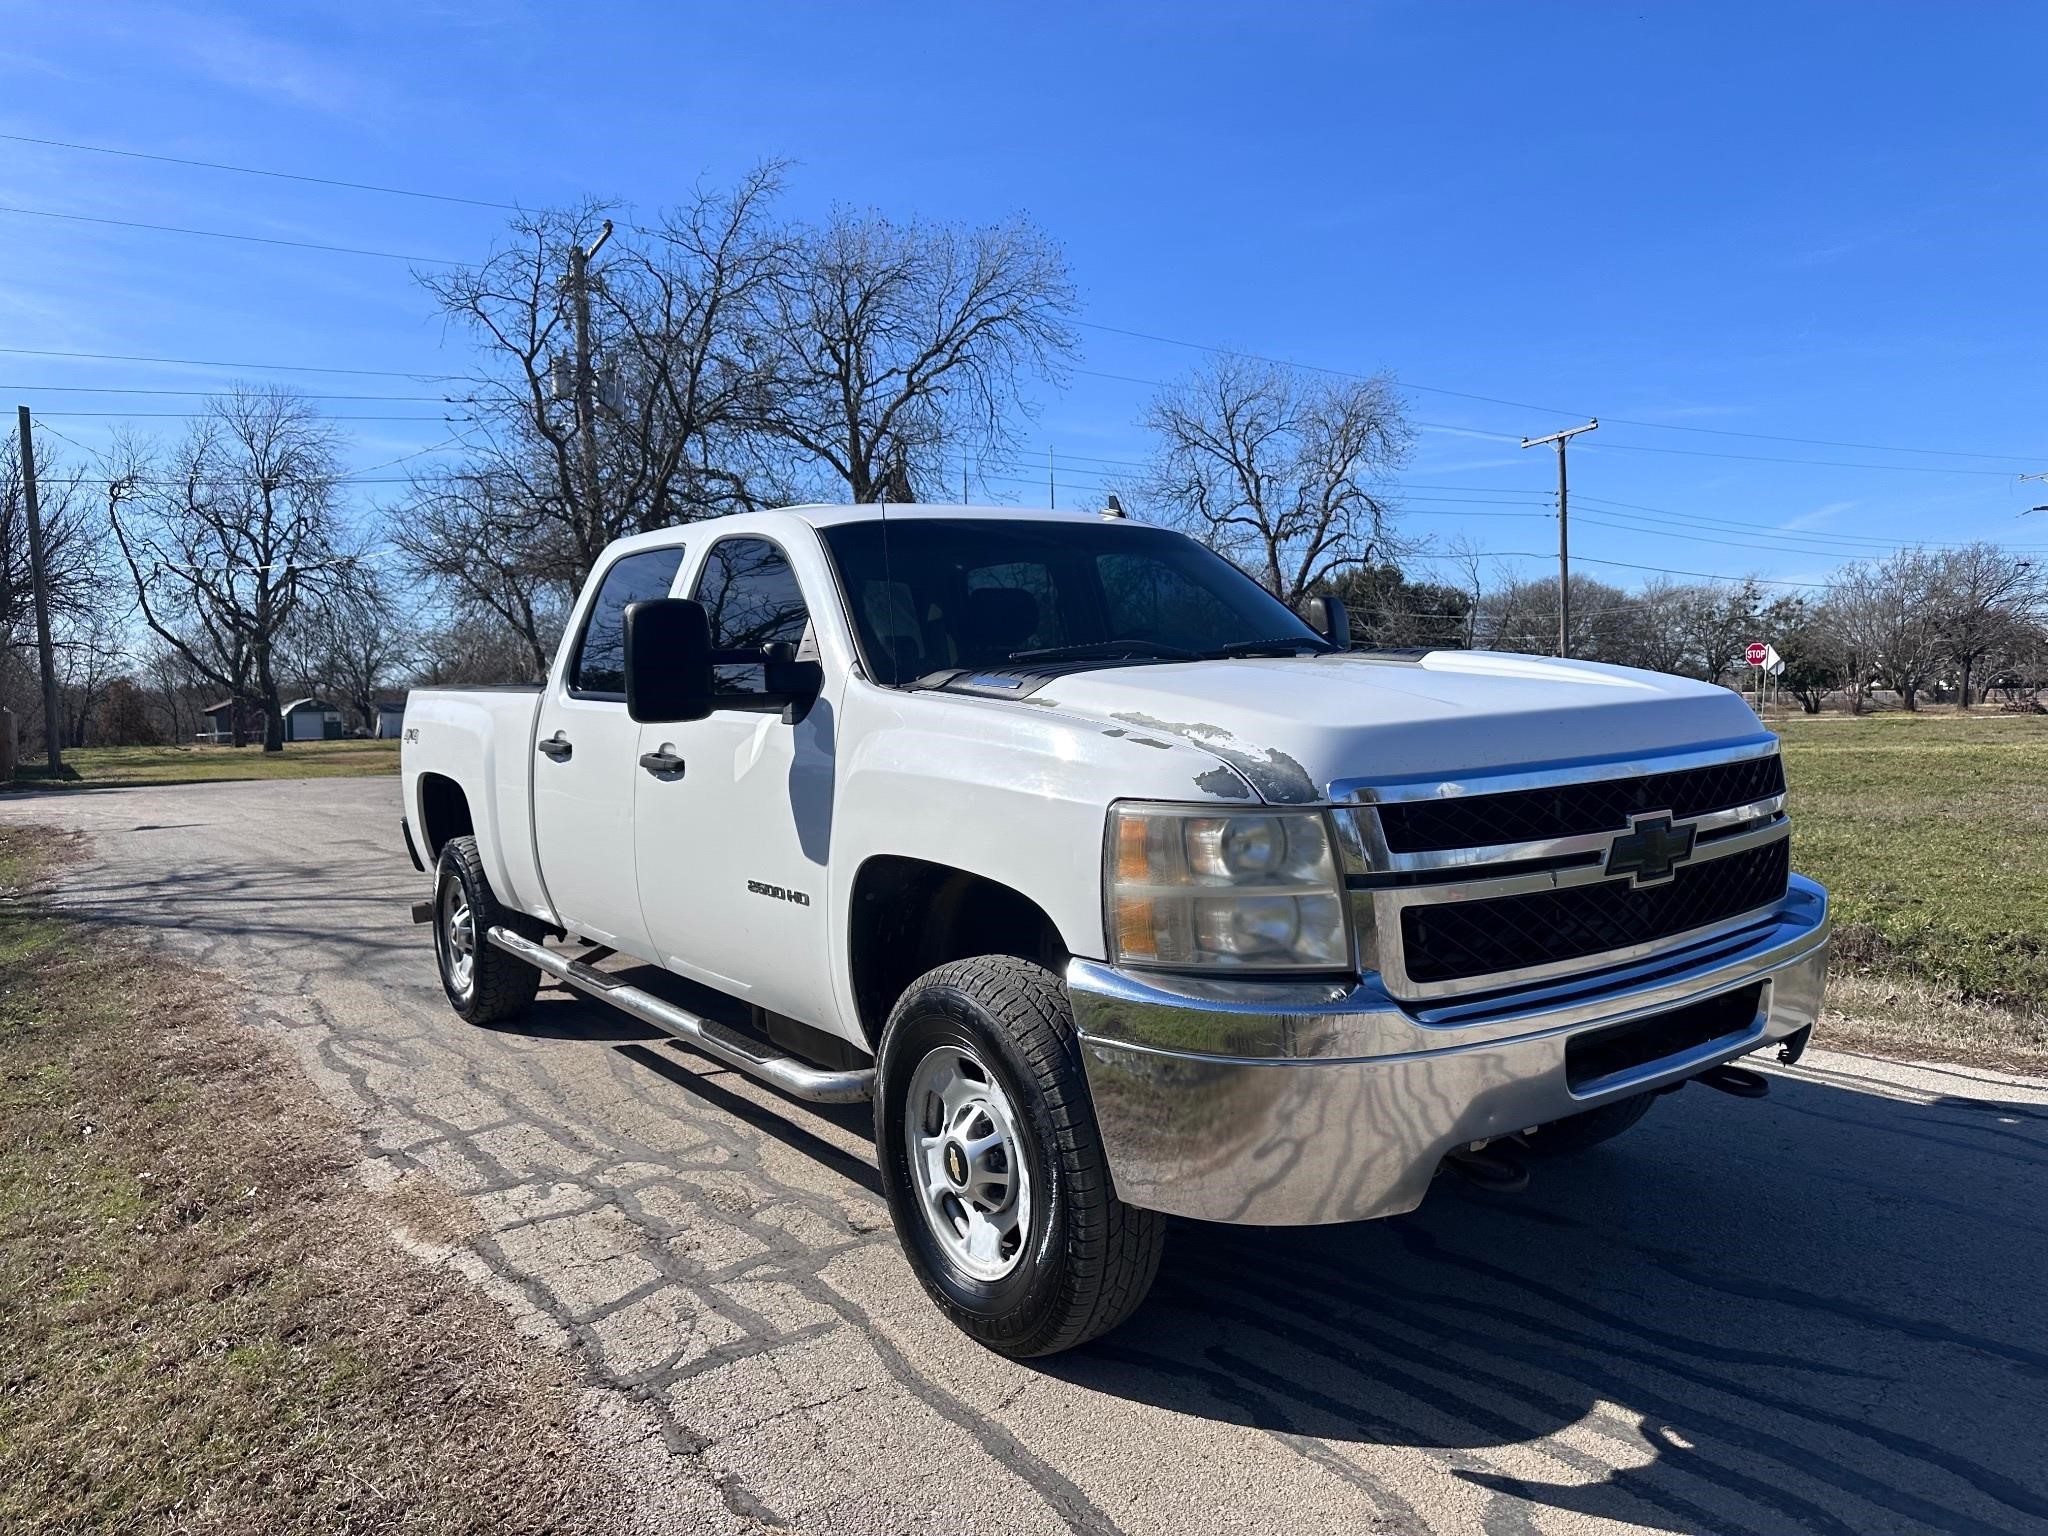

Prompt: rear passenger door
xmin=532 ymin=543 xmax=685 ymax=957
xmin=632 ymin=534 xmax=838 ymax=1027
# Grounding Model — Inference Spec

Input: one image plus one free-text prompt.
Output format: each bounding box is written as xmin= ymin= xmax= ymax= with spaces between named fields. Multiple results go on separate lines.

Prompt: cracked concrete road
xmin=6 ymin=775 xmax=2048 ymax=1536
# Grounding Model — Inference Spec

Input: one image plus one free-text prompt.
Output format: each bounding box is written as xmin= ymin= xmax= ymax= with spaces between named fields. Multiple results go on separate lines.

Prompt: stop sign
xmin=1745 ymin=641 xmax=1769 ymax=667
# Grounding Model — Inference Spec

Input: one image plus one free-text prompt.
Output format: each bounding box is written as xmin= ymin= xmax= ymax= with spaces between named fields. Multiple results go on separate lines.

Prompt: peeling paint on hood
xmin=1112 ymin=713 xmax=1321 ymax=804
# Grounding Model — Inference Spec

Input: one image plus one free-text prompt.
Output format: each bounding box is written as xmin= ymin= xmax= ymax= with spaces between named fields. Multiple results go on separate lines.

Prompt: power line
xmin=1571 ymin=513 xmax=1886 ymax=563
xmin=0 ymin=204 xmax=458 ymax=265
xmin=1573 ymin=492 xmax=2048 ymax=554
xmin=1580 ymin=438 xmax=2019 ymax=478
xmin=0 ymin=345 xmax=462 ymax=380
xmin=32 ymin=411 xmax=463 ymax=421
xmin=19 ymin=131 xmax=2045 ymax=472
xmin=1467 ymin=550 xmax=1826 ymax=588
xmin=0 ymin=132 xmax=524 ymax=212
xmin=1075 ymin=321 xmax=2048 ymax=466
xmin=3 ymin=382 xmax=457 ymax=402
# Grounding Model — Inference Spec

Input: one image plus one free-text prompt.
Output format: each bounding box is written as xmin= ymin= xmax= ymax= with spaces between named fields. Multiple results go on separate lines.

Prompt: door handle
xmin=537 ymin=731 xmax=573 ymax=762
xmin=639 ymin=748 xmax=684 ymax=777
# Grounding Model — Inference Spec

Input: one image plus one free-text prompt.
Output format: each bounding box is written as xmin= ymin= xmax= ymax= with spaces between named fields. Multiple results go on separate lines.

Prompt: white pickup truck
xmin=401 ymin=503 xmax=1831 ymax=1357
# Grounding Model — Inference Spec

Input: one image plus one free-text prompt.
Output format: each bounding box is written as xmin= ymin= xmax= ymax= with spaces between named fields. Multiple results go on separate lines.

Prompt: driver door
xmin=632 ymin=534 xmax=838 ymax=1026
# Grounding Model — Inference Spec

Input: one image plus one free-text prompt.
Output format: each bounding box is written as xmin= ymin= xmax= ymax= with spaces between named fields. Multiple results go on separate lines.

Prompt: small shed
xmin=373 ymin=693 xmax=407 ymax=739
xmin=282 ymin=697 xmax=344 ymax=742
xmin=197 ymin=699 xmax=264 ymax=744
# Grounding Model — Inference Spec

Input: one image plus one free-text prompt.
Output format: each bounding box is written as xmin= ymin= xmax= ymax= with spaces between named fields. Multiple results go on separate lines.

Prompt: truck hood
xmin=1030 ymin=651 xmax=1772 ymax=803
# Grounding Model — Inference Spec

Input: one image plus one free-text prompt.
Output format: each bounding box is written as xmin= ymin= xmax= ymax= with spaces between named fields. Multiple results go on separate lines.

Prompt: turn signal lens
xmin=1105 ymin=805 xmax=1348 ymax=972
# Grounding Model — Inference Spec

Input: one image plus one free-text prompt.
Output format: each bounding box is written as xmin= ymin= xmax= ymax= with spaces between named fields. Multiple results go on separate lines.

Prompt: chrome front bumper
xmin=1069 ymin=874 xmax=1831 ymax=1226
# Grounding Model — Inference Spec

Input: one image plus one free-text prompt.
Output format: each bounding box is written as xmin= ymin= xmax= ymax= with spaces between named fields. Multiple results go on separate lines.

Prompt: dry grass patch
xmin=1820 ymin=973 xmax=2048 ymax=1075
xmin=0 ymin=826 xmax=621 ymax=1535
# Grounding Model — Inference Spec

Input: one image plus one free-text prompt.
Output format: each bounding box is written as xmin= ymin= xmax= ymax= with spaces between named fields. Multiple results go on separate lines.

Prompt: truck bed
xmin=400 ymin=685 xmax=551 ymax=924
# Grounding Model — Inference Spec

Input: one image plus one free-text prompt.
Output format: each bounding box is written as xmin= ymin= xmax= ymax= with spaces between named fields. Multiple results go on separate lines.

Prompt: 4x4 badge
xmin=1605 ymin=812 xmax=1696 ymax=887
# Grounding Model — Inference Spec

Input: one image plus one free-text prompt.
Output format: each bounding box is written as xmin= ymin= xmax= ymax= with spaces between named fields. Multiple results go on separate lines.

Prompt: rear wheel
xmin=432 ymin=836 xmax=540 ymax=1025
xmin=876 ymin=956 xmax=1164 ymax=1358
xmin=1522 ymin=1092 xmax=1656 ymax=1158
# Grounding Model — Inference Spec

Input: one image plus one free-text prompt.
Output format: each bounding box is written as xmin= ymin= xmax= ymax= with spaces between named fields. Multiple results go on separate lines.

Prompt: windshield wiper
xmin=1203 ymin=637 xmax=1338 ymax=658
xmin=1007 ymin=639 xmax=1203 ymax=663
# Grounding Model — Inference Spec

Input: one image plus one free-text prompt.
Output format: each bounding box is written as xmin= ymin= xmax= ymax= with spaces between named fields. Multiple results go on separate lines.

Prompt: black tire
xmin=875 ymin=956 xmax=1165 ymax=1358
xmin=1522 ymin=1091 xmax=1656 ymax=1158
xmin=432 ymin=835 xmax=541 ymax=1026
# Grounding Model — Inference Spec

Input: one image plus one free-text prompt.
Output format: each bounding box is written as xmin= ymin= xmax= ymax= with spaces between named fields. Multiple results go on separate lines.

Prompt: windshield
xmin=819 ymin=517 xmax=1327 ymax=685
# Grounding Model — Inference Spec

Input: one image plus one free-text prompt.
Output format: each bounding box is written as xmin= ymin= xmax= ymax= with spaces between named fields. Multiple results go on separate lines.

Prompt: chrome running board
xmin=485 ymin=926 xmax=874 ymax=1104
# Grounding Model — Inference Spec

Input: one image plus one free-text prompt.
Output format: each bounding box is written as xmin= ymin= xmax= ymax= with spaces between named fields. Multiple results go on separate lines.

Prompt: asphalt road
xmin=6 ymin=775 xmax=2048 ymax=1536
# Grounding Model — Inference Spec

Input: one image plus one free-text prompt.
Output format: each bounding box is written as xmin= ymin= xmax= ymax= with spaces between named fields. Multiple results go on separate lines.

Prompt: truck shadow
xmin=1036 ymin=1063 xmax=2048 ymax=1534
xmin=576 ymin=970 xmax=2048 ymax=1532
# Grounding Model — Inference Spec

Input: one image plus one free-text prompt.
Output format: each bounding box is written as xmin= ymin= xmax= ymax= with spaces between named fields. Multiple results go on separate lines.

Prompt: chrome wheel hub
xmin=905 ymin=1045 xmax=1031 ymax=1282
xmin=440 ymin=875 xmax=476 ymax=997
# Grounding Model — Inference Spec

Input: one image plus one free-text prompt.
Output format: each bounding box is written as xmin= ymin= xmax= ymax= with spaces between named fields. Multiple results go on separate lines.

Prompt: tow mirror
xmin=762 ymin=643 xmax=824 ymax=724
xmin=1302 ymin=595 xmax=1351 ymax=649
xmin=623 ymin=599 xmax=716 ymax=723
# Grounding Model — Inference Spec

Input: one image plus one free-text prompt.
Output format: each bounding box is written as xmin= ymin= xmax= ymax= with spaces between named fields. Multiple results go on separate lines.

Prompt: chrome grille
xmin=1337 ymin=742 xmax=1793 ymax=1000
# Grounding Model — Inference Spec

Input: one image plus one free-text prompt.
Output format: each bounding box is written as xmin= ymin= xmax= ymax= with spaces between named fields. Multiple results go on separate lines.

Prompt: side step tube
xmin=486 ymin=926 xmax=875 ymax=1105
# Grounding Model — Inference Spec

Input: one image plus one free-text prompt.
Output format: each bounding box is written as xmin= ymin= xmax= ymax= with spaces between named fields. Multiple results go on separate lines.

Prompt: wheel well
xmin=848 ymin=856 xmax=1068 ymax=1048
xmin=416 ymin=773 xmax=474 ymax=861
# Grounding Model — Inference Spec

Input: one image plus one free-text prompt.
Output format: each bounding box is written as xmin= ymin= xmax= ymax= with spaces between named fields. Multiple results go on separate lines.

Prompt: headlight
xmin=1106 ymin=805 xmax=1349 ymax=972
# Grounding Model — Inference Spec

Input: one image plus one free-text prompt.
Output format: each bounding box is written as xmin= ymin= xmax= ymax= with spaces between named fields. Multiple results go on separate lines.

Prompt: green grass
xmin=1777 ymin=711 xmax=2048 ymax=1026
xmin=6 ymin=737 xmax=398 ymax=791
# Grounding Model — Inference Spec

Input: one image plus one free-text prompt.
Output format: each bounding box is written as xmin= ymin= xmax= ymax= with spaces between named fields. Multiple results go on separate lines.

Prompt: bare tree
xmin=1677 ymin=579 xmax=1767 ymax=684
xmin=1320 ymin=563 xmax=1473 ymax=649
xmin=1144 ymin=357 xmax=1412 ymax=607
xmin=139 ymin=635 xmax=211 ymax=743
xmin=763 ymin=209 xmax=1077 ymax=502
xmin=1628 ymin=578 xmax=1696 ymax=675
xmin=108 ymin=389 xmax=360 ymax=751
xmin=1473 ymin=572 xmax=1647 ymax=661
xmin=3 ymin=434 xmax=108 ymax=750
xmin=54 ymin=600 xmax=128 ymax=748
xmin=1764 ymin=594 xmax=1843 ymax=713
xmin=291 ymin=572 xmax=417 ymax=732
xmin=410 ymin=174 xmax=791 ymax=598
xmin=1930 ymin=542 xmax=2041 ymax=706
xmin=413 ymin=612 xmax=557 ymax=687
xmin=390 ymin=472 xmax=568 ymax=679
xmin=1824 ymin=549 xmax=1942 ymax=711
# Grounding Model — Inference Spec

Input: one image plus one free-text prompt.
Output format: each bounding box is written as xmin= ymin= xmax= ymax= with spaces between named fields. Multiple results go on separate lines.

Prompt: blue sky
xmin=4 ymin=1 xmax=2046 ymax=597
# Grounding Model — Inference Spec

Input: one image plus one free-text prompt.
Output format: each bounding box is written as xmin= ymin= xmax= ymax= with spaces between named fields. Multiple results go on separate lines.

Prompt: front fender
xmin=825 ymin=682 xmax=1263 ymax=1028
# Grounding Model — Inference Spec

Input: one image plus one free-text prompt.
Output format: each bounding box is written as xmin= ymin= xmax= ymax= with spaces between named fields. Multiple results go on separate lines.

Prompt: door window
xmin=693 ymin=537 xmax=813 ymax=697
xmin=569 ymin=546 xmax=687 ymax=697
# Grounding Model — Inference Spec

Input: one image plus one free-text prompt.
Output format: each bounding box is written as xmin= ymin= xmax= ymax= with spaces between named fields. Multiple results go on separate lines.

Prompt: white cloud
xmin=1778 ymin=499 xmax=1854 ymax=533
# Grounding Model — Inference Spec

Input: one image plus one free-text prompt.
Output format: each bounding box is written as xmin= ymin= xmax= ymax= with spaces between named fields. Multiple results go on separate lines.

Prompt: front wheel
xmin=875 ymin=956 xmax=1164 ymax=1358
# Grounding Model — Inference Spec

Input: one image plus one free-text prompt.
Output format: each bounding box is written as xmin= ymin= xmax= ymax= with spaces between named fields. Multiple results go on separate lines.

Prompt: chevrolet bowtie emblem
xmin=1605 ymin=812 xmax=1697 ymax=887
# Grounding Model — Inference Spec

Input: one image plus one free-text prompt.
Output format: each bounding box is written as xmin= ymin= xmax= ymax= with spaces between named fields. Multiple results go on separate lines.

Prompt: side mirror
xmin=623 ymin=599 xmax=715 ymax=723
xmin=1302 ymin=595 xmax=1351 ymax=649
xmin=761 ymin=644 xmax=824 ymax=724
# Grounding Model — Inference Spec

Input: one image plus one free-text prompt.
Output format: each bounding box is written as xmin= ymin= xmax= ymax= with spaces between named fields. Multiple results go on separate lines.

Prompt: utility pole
xmin=567 ymin=219 xmax=613 ymax=557
xmin=15 ymin=407 xmax=62 ymax=772
xmin=1047 ymin=445 xmax=1056 ymax=510
xmin=1520 ymin=420 xmax=1598 ymax=657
